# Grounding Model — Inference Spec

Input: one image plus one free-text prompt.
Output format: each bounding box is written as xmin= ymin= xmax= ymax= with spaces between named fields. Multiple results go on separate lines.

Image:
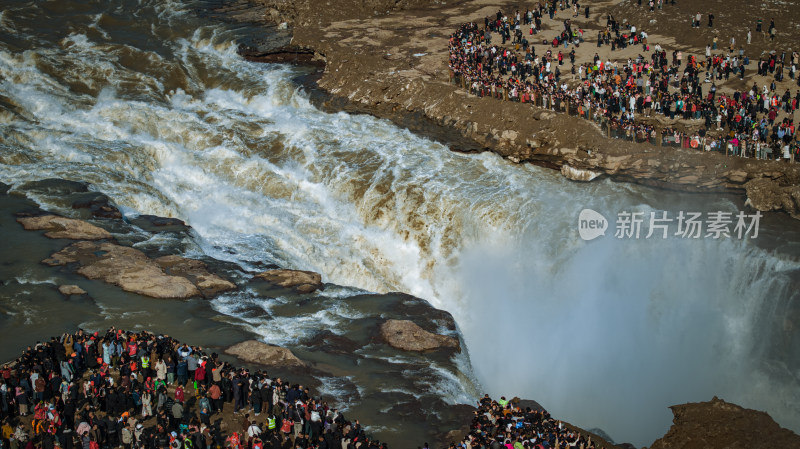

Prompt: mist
xmin=442 ymin=202 xmax=800 ymax=446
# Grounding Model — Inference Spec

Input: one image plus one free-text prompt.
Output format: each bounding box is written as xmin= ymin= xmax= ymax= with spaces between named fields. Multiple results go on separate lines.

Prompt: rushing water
xmin=2 ymin=0 xmax=800 ymax=446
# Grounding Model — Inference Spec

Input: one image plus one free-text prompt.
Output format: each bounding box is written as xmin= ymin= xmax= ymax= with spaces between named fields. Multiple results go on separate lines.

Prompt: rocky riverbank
xmin=4 ymin=175 xmax=800 ymax=448
xmin=0 ymin=179 xmax=477 ymax=447
xmin=222 ymin=0 xmax=800 ymax=218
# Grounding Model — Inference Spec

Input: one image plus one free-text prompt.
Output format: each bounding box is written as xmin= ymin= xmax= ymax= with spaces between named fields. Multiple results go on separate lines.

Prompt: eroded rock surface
xmin=225 ymin=340 xmax=305 ymax=367
xmin=254 ymin=269 xmax=323 ymax=293
xmin=155 ymin=255 xmax=236 ymax=297
xmin=745 ymin=178 xmax=800 ymax=218
xmin=43 ymin=241 xmax=201 ymax=299
xmin=17 ymin=215 xmax=112 ymax=240
xmin=649 ymin=397 xmax=800 ymax=449
xmin=57 ymin=285 xmax=87 ymax=296
xmin=380 ymin=319 xmax=459 ymax=352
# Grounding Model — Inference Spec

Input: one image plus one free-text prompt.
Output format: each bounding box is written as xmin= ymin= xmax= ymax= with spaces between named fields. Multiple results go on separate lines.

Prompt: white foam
xmin=2 ymin=4 xmax=799 ymax=446
xmin=13 ymin=276 xmax=58 ymax=286
xmin=315 ymin=376 xmax=359 ymax=412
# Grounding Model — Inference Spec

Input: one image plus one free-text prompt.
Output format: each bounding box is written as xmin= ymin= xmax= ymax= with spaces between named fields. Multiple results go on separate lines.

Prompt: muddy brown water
xmin=0 ymin=183 xmax=475 ymax=448
xmin=2 ymin=0 xmax=800 ymax=447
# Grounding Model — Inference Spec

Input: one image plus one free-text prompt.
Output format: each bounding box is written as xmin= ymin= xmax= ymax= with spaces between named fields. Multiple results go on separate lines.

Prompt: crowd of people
xmin=0 ymin=329 xmax=383 ymax=449
xmin=449 ymin=395 xmax=608 ymax=449
xmin=448 ymin=5 xmax=800 ymax=162
xmin=0 ymin=328 xmax=617 ymax=449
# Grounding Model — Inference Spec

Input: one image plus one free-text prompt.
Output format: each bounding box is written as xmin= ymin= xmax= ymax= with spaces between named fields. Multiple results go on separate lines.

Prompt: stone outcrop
xmin=744 ymin=178 xmax=800 ymax=218
xmin=254 ymin=269 xmax=323 ymax=293
xmin=561 ymin=164 xmax=602 ymax=182
xmin=70 ymin=192 xmax=122 ymax=219
xmin=17 ymin=215 xmax=112 ymax=240
xmin=225 ymin=340 xmax=305 ymax=367
xmin=43 ymin=241 xmax=201 ymax=299
xmin=154 ymin=255 xmax=236 ymax=297
xmin=58 ymin=285 xmax=87 ymax=296
xmin=17 ymin=179 xmax=122 ymax=219
xmin=129 ymin=215 xmax=190 ymax=233
xmin=648 ymin=397 xmax=800 ymax=449
xmin=379 ymin=319 xmax=460 ymax=352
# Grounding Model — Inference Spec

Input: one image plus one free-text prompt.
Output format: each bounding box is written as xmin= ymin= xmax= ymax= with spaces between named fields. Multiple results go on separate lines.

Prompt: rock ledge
xmin=225 ymin=340 xmax=306 ymax=367
xmin=380 ymin=319 xmax=460 ymax=352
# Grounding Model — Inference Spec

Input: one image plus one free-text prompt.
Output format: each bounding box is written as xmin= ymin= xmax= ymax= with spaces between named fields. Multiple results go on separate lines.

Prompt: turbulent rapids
xmin=1 ymin=0 xmax=800 ymax=446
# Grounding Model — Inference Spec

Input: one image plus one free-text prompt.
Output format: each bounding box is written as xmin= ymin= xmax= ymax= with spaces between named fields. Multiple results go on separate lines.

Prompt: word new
xmin=578 ymin=209 xmax=762 ymax=241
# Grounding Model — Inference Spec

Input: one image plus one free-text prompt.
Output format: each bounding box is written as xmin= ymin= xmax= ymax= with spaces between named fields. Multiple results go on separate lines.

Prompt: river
xmin=1 ymin=0 xmax=799 ymax=446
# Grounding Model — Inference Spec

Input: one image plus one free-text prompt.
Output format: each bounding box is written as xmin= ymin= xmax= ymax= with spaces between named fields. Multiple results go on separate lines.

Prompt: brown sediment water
xmin=1 ymin=0 xmax=800 ymax=447
xmin=0 ymin=183 xmax=476 ymax=448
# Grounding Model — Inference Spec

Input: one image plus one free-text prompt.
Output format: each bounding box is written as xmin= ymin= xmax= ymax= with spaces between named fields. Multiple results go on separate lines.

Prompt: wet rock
xmin=20 ymin=179 xmax=89 ymax=195
xmin=561 ymin=164 xmax=602 ymax=182
xmin=225 ymin=340 xmax=305 ymax=367
xmin=379 ymin=319 xmax=460 ymax=352
xmin=58 ymin=285 xmax=87 ymax=296
xmin=154 ymin=255 xmax=236 ymax=297
xmin=17 ymin=215 xmax=112 ymax=240
xmin=71 ymin=192 xmax=122 ymax=219
xmin=254 ymin=269 xmax=323 ymax=293
xmin=241 ymin=46 xmax=324 ymax=67
xmin=649 ymin=396 xmax=800 ymax=449
xmin=744 ymin=178 xmax=800 ymax=218
xmin=195 ymin=275 xmax=237 ymax=296
xmin=301 ymin=329 xmax=364 ymax=355
xmin=129 ymin=215 xmax=191 ymax=233
xmin=43 ymin=241 xmax=200 ymax=299
xmin=388 ymin=294 xmax=459 ymax=333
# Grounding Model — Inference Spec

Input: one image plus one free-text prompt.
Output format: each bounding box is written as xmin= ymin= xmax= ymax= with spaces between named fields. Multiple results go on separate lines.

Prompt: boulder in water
xmin=20 ymin=178 xmax=89 ymax=195
xmin=43 ymin=241 xmax=200 ymax=299
xmin=301 ymin=329 xmax=364 ymax=355
xmin=254 ymin=269 xmax=323 ymax=293
xmin=561 ymin=164 xmax=602 ymax=182
xmin=58 ymin=285 xmax=87 ymax=296
xmin=225 ymin=340 xmax=305 ymax=367
xmin=649 ymin=396 xmax=800 ymax=449
xmin=379 ymin=319 xmax=460 ymax=352
xmin=17 ymin=215 xmax=112 ymax=240
xmin=154 ymin=255 xmax=236 ymax=297
xmin=129 ymin=215 xmax=191 ymax=233
xmin=71 ymin=192 xmax=122 ymax=219
xmin=744 ymin=178 xmax=800 ymax=218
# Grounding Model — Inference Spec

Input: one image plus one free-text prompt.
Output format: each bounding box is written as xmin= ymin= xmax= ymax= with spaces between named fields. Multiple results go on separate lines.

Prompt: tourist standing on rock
xmin=208 ymin=382 xmax=222 ymax=414
xmin=155 ymin=357 xmax=167 ymax=383
xmin=176 ymin=359 xmax=188 ymax=387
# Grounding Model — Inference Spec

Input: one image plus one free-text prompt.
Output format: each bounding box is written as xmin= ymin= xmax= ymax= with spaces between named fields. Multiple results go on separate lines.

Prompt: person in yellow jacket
xmin=1 ymin=420 xmax=14 ymax=441
xmin=140 ymin=355 xmax=151 ymax=380
xmin=497 ymin=396 xmax=509 ymax=408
